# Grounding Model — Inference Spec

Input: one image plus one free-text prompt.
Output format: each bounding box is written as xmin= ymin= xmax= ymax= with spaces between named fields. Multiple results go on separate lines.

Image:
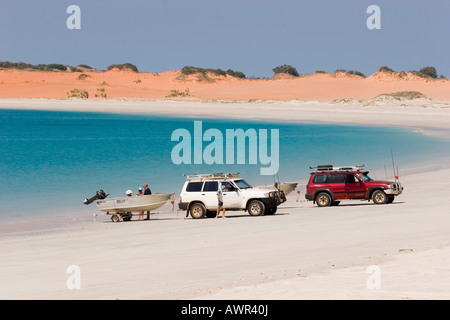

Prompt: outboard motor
xmin=83 ymin=189 xmax=108 ymax=205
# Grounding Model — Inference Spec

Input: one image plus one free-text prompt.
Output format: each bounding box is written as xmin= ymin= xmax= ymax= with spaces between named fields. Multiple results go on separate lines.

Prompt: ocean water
xmin=1 ymin=109 xmax=450 ymax=222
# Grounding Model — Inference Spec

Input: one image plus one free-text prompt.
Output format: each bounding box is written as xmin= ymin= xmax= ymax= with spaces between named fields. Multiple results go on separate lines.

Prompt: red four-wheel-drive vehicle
xmin=305 ymin=165 xmax=403 ymax=207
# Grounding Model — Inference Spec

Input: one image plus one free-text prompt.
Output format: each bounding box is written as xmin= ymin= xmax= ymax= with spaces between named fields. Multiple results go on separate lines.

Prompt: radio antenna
xmin=391 ymin=150 xmax=398 ymax=182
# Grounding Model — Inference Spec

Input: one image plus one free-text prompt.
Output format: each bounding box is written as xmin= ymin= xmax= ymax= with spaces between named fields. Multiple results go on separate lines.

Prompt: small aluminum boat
xmin=255 ymin=182 xmax=298 ymax=196
xmin=95 ymin=193 xmax=173 ymax=213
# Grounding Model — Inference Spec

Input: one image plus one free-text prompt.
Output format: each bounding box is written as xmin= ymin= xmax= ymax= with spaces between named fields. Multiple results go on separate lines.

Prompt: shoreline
xmin=1 ymin=158 xmax=449 ymax=235
xmin=0 ymin=163 xmax=448 ymax=239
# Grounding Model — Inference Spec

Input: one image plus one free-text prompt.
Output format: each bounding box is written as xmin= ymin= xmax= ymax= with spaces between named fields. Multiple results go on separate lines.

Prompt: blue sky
xmin=1 ymin=0 xmax=449 ymax=77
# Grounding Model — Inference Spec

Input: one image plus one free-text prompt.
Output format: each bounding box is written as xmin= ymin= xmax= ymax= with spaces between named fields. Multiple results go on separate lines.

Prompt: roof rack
xmin=310 ymin=165 xmax=365 ymax=172
xmin=183 ymin=172 xmax=240 ymax=180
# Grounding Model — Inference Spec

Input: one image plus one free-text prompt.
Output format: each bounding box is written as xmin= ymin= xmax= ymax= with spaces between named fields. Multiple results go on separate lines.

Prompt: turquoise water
xmin=1 ymin=109 xmax=449 ymax=222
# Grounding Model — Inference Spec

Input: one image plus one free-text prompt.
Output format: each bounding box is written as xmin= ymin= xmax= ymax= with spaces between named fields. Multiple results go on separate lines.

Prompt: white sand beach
xmin=1 ymin=98 xmax=450 ymax=135
xmin=0 ymin=129 xmax=449 ymax=299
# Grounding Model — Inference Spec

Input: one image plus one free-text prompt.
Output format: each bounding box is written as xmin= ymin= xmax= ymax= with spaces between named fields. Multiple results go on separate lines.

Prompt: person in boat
xmin=126 ymin=190 xmax=133 ymax=197
xmin=137 ymin=187 xmax=144 ymax=220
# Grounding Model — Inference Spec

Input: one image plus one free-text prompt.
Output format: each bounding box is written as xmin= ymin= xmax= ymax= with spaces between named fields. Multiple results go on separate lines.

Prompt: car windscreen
xmin=359 ymin=172 xmax=373 ymax=181
xmin=234 ymin=179 xmax=252 ymax=189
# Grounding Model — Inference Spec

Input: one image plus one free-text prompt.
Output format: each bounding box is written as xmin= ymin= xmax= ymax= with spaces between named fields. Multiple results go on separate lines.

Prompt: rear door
xmin=185 ymin=181 xmax=204 ymax=206
xmin=202 ymin=181 xmax=219 ymax=210
xmin=326 ymin=173 xmax=346 ymax=199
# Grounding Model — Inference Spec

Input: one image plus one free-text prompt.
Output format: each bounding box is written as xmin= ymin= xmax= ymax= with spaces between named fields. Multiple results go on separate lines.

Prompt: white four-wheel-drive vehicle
xmin=178 ymin=173 xmax=286 ymax=219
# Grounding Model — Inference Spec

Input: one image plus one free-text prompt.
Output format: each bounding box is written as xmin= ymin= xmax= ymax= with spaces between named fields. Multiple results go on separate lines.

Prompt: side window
xmin=186 ymin=182 xmax=203 ymax=192
xmin=203 ymin=181 xmax=218 ymax=192
xmin=313 ymin=175 xmax=327 ymax=183
xmin=346 ymin=174 xmax=358 ymax=183
xmin=327 ymin=174 xmax=345 ymax=183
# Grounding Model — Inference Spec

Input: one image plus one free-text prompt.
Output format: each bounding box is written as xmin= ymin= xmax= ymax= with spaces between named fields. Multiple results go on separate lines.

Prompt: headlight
xmin=269 ymin=192 xmax=274 ymax=197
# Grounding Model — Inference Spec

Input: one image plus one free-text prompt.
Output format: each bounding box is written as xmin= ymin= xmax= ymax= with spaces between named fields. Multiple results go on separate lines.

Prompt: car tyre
xmin=316 ymin=192 xmax=332 ymax=207
xmin=372 ymin=190 xmax=388 ymax=204
xmin=248 ymin=200 xmax=265 ymax=216
xmin=190 ymin=203 xmax=206 ymax=219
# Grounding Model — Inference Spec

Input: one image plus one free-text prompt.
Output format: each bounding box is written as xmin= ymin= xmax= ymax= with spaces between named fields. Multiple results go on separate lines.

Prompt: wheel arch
xmin=187 ymin=200 xmax=207 ymax=211
xmin=313 ymin=189 xmax=335 ymax=203
xmin=245 ymin=198 xmax=265 ymax=212
xmin=367 ymin=187 xmax=385 ymax=200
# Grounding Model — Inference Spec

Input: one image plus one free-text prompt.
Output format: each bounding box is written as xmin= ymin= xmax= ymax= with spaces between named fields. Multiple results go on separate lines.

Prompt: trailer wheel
xmin=111 ymin=214 xmax=120 ymax=223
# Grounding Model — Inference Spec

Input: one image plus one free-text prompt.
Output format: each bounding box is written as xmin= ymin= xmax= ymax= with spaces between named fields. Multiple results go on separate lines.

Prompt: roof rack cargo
xmin=183 ymin=172 xmax=240 ymax=180
xmin=310 ymin=165 xmax=365 ymax=172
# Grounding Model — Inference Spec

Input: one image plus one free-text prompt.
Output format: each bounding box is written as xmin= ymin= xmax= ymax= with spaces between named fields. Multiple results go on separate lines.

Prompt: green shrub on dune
xmin=378 ymin=66 xmax=396 ymax=73
xmin=272 ymin=64 xmax=299 ymax=77
xmin=180 ymin=66 xmax=246 ymax=79
xmin=418 ymin=66 xmax=437 ymax=79
xmin=106 ymin=63 xmax=139 ymax=72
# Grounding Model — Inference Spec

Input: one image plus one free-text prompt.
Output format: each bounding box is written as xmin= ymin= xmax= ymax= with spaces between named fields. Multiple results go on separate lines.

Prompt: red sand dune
xmin=1 ymin=68 xmax=449 ymax=101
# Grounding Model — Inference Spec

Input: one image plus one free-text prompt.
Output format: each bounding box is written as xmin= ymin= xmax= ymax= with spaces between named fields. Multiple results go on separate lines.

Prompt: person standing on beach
xmin=136 ymin=187 xmax=144 ymax=220
xmin=215 ymin=184 xmax=226 ymax=218
xmin=143 ymin=183 xmax=152 ymax=220
xmin=143 ymin=183 xmax=152 ymax=195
